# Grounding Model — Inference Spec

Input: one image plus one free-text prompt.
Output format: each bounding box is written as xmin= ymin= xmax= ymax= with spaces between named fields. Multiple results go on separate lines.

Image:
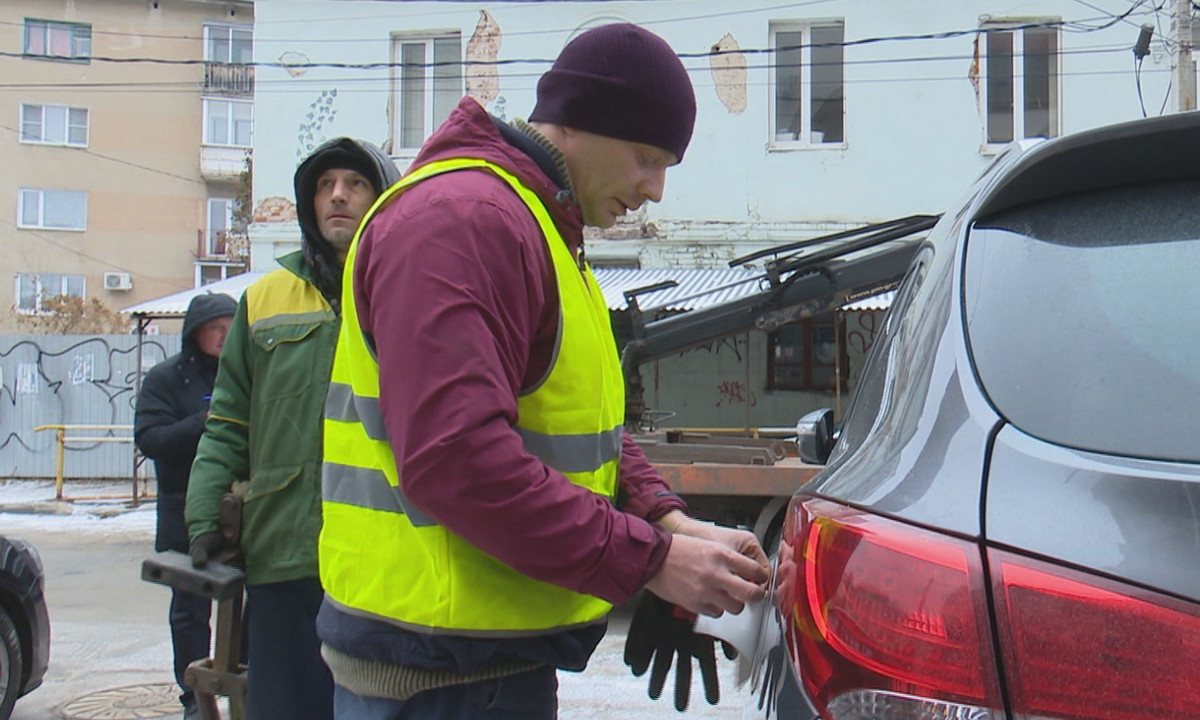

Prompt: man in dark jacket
xmin=186 ymin=138 xmax=399 ymax=720
xmin=135 ymin=291 xmax=236 ymax=720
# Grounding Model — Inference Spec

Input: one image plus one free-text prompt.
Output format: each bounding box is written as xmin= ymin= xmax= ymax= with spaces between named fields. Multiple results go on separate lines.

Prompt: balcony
xmin=204 ymin=62 xmax=254 ymax=96
xmin=200 ymin=145 xmax=250 ymax=182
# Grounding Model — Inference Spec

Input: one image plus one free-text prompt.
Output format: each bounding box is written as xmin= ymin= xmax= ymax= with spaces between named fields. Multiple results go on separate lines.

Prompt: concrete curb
xmin=0 ymin=501 xmax=151 ymax=517
xmin=0 ymin=501 xmax=75 ymax=516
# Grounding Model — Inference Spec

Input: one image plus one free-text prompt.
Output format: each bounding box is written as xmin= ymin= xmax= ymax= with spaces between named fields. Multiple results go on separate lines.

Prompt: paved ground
xmin=2 ymin=481 xmax=749 ymax=719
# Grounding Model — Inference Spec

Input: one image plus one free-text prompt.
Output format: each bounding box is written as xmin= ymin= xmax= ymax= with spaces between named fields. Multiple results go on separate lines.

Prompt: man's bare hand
xmin=663 ymin=512 xmax=769 ymax=574
xmin=644 ymin=533 xmax=769 ymax=618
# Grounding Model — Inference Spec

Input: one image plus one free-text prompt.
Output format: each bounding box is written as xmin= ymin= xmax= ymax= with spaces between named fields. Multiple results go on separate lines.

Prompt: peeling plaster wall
xmin=709 ymin=33 xmax=747 ymax=114
xmin=250 ymin=0 xmax=1170 ymax=270
xmin=465 ymin=10 xmax=502 ymax=107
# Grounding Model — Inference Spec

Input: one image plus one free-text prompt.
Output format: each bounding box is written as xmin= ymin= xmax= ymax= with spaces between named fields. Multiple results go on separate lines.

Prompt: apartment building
xmin=1 ymin=0 xmax=253 ymax=332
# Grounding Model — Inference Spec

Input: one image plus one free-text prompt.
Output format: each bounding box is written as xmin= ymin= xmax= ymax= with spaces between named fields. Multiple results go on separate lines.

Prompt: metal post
xmin=743 ymin=332 xmax=751 ymax=434
xmin=55 ymin=427 xmax=66 ymax=501
xmin=1175 ymin=0 xmax=1196 ymax=111
xmin=133 ymin=315 xmax=150 ymax=507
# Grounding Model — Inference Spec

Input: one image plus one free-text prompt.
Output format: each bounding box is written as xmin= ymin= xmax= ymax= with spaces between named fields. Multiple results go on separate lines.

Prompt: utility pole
xmin=1174 ymin=0 xmax=1196 ymax=111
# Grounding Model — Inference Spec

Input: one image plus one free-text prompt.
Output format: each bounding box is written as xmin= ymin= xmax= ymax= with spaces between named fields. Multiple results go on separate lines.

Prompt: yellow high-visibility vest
xmin=320 ymin=158 xmax=624 ymax=634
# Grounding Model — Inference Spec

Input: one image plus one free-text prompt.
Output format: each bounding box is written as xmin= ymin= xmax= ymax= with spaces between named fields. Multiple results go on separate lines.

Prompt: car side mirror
xmin=796 ymin=408 xmax=835 ymax=465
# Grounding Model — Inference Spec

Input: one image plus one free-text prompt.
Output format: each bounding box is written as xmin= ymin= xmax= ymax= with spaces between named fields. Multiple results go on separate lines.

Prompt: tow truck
xmin=621 ymin=214 xmax=940 ymax=546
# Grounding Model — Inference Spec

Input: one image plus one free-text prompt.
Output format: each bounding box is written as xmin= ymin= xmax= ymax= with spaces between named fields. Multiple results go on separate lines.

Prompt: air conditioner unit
xmin=104 ymin=271 xmax=133 ymax=291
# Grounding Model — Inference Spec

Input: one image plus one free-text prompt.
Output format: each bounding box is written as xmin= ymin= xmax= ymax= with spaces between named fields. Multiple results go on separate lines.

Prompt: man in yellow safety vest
xmin=319 ymin=23 xmax=768 ymax=719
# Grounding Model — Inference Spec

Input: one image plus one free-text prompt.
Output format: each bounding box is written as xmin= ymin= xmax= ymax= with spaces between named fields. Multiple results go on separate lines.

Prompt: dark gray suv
xmin=744 ymin=111 xmax=1200 ymax=720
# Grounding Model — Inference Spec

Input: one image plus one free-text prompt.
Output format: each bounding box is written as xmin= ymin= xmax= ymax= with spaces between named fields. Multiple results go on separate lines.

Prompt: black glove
xmin=623 ymin=591 xmax=736 ymax=711
xmin=189 ymin=531 xmax=225 ymax=568
xmin=756 ymin=642 xmax=786 ymax=715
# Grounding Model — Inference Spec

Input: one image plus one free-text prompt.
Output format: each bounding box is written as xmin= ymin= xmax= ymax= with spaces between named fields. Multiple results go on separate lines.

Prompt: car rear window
xmin=964 ymin=178 xmax=1200 ymax=463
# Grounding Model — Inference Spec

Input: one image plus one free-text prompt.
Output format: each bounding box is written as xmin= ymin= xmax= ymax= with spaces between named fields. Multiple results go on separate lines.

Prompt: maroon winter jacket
xmin=351 ymin=97 xmax=685 ymax=608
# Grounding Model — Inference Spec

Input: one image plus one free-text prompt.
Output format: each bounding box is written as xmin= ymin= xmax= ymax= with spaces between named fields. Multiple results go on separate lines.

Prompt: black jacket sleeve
xmin=134 ymin=367 xmax=207 ymax=461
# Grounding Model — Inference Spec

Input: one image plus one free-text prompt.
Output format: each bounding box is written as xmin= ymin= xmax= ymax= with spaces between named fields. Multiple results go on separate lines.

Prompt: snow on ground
xmin=0 ymin=478 xmax=751 ymax=719
xmin=0 ymin=479 xmax=157 ymax=538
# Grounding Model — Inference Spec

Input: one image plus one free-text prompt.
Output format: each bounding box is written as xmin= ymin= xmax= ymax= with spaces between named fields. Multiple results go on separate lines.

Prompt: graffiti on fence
xmin=715 ymin=379 xmax=757 ymax=408
xmin=683 ymin=335 xmax=746 ymax=362
xmin=0 ymin=336 xmax=174 ymax=475
xmin=847 ymin=311 xmax=883 ymax=355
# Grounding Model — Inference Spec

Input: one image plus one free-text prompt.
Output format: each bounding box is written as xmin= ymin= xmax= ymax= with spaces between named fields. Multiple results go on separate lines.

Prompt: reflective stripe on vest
xmin=319 ymin=157 xmax=624 ymax=634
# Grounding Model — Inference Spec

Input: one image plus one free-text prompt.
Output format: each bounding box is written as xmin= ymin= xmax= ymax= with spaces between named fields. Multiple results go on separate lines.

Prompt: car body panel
xmin=807 ymin=213 xmax=999 ymax=538
xmin=986 ymin=426 xmax=1200 ymax=603
xmin=741 ymin=111 xmax=1200 ymax=719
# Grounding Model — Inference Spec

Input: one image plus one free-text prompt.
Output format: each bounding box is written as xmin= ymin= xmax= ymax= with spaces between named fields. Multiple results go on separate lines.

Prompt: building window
xmin=983 ymin=22 xmax=1060 ymax=144
xmin=204 ymin=24 xmax=254 ymax=94
xmin=771 ymin=21 xmax=845 ymax=146
xmin=24 ymin=19 xmax=91 ymax=61
xmin=205 ymin=24 xmax=253 ymax=64
xmin=767 ymin=318 xmax=847 ymax=391
xmin=16 ymin=273 xmax=85 ymax=314
xmin=206 ymin=197 xmax=235 ymax=257
xmin=195 ymin=262 xmax=245 ymax=287
xmin=391 ymin=32 xmax=463 ymax=151
xmin=203 ymin=98 xmax=253 ymax=147
xmin=18 ymin=189 xmax=87 ymax=230
xmin=20 ymin=104 xmax=88 ymax=146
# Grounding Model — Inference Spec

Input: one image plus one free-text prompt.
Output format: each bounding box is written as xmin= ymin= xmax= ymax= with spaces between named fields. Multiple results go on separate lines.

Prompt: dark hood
xmin=181 ymin=292 xmax=237 ymax=353
xmin=294 ymin=137 xmax=402 ymax=306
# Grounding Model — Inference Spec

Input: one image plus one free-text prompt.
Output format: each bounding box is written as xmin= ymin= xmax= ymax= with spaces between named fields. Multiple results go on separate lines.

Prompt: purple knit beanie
xmin=529 ymin=23 xmax=697 ymax=161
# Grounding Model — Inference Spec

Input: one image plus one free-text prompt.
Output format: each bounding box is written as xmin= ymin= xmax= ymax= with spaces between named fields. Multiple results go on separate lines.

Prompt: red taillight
xmin=782 ymin=497 xmax=1003 ymax=719
xmin=992 ymin=551 xmax=1200 ymax=720
xmin=780 ymin=496 xmax=1200 ymax=720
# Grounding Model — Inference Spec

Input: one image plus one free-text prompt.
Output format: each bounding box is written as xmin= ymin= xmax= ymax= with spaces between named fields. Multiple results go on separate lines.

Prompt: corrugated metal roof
xmin=125 ymin=268 xmax=893 ymax=318
xmin=123 ymin=272 xmax=266 ymax=317
xmin=591 ymin=267 xmax=768 ymax=312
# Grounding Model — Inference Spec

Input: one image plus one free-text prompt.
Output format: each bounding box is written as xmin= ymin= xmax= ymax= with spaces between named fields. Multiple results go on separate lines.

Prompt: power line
xmin=246 ymin=0 xmax=840 ymax=31
xmin=0 ymin=122 xmax=204 ymax=185
xmin=1 ymin=2 xmax=838 ymax=42
xmin=0 ymin=18 xmax=215 ymax=43
xmin=0 ymin=7 xmax=1153 ymax=73
xmin=0 ymin=215 xmax=192 ymax=294
xmin=0 ymin=41 xmax=1156 ymax=96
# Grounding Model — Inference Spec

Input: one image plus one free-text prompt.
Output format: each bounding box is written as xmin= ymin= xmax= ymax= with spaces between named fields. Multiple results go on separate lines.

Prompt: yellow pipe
xmin=55 ymin=427 xmax=65 ymax=500
xmin=33 ymin=424 xmax=135 ymax=501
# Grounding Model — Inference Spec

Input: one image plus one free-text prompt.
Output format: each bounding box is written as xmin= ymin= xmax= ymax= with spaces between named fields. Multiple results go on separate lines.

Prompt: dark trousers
xmin=245 ymin=578 xmax=333 ymax=720
xmin=158 ymin=492 xmax=213 ymax=710
xmin=332 ymin=665 xmax=558 ymax=720
xmin=169 ymin=589 xmax=213 ymax=709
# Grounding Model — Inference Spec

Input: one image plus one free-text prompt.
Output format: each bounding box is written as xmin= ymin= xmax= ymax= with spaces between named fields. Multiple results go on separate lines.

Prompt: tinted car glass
xmin=964 ymin=178 xmax=1200 ymax=463
xmin=831 ymin=248 xmax=933 ymax=463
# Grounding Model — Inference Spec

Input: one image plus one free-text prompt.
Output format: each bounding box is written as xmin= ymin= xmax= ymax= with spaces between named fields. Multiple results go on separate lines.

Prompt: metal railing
xmin=203 ymin=62 xmax=254 ymax=95
xmin=32 ymin=424 xmax=153 ymax=506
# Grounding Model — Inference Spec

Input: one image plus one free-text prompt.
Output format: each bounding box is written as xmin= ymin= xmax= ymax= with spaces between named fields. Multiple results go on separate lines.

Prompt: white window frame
xmin=770 ymin=20 xmax=846 ymax=149
xmin=203 ymin=97 xmax=253 ymax=147
xmin=390 ymin=32 xmax=463 ymax=153
xmin=204 ymin=23 xmax=253 ymax=64
xmin=23 ymin=18 xmax=91 ymax=61
xmin=206 ymin=197 xmax=235 ymax=256
xmin=18 ymin=188 xmax=87 ymax=230
xmin=982 ymin=21 xmax=1061 ymax=148
xmin=20 ymin=103 xmax=89 ymax=147
xmin=15 ymin=273 xmax=85 ymax=315
xmin=195 ymin=262 xmax=243 ymax=288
